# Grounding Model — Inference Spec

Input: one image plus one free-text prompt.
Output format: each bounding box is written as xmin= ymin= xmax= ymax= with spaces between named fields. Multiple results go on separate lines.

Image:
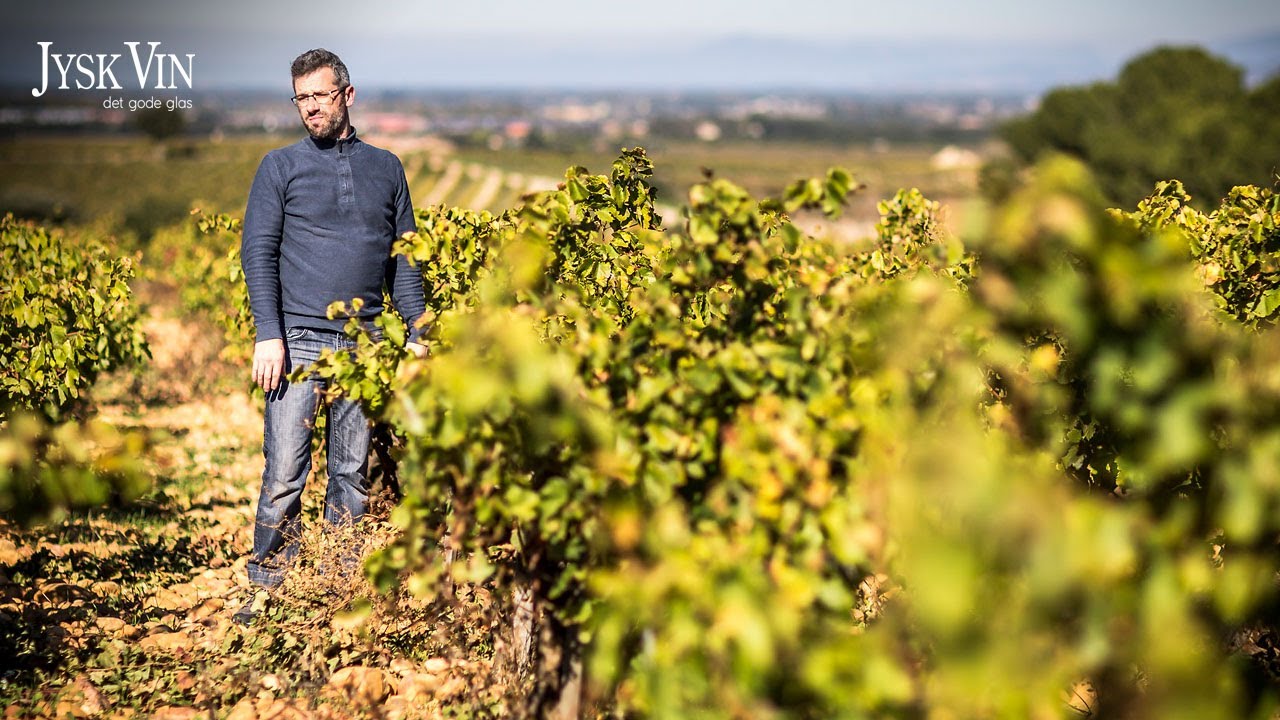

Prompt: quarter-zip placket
xmin=337 ymin=137 xmax=355 ymax=207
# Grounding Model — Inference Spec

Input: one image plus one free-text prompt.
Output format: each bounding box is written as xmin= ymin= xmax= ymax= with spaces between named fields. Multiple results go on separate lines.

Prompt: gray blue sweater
xmin=241 ymin=128 xmax=426 ymax=343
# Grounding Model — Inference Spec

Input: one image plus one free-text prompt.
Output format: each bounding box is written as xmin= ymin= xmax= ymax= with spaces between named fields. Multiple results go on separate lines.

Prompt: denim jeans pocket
xmin=285 ymin=326 xmax=308 ymax=341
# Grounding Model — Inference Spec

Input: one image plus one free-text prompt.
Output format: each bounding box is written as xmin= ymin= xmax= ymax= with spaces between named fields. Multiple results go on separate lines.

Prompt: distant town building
xmin=695 ymin=121 xmax=721 ymax=142
xmin=361 ymin=112 xmax=430 ymax=135
xmin=930 ymin=145 xmax=982 ymax=171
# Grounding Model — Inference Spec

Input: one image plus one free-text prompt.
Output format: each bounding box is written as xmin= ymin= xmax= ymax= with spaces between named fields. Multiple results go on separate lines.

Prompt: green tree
xmin=1002 ymin=46 xmax=1273 ymax=207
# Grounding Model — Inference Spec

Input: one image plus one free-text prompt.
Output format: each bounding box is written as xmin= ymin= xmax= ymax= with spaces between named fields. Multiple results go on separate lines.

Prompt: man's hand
xmin=253 ymin=338 xmax=287 ymax=392
xmin=405 ymin=341 xmax=428 ymax=359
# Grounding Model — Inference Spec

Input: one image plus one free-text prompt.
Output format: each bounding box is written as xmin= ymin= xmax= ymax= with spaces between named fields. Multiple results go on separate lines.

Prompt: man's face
xmin=292 ymin=67 xmax=353 ymax=140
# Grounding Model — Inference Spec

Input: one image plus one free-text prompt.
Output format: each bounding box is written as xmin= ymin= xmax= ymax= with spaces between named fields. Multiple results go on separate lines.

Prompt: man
xmin=235 ymin=48 xmax=427 ymax=625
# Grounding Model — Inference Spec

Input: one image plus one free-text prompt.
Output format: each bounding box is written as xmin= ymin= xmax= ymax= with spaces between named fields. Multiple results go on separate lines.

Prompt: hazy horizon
xmin=1 ymin=0 xmax=1277 ymax=93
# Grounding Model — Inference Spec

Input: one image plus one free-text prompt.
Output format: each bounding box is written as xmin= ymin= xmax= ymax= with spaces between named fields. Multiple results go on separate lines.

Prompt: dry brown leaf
xmin=395 ymin=671 xmax=443 ymax=701
xmin=255 ymin=698 xmax=311 ymax=720
xmin=225 ymin=698 xmax=257 ymax=720
xmin=420 ymin=657 xmax=449 ymax=675
xmin=327 ymin=665 xmax=391 ymax=704
xmin=57 ymin=676 xmax=109 ymax=718
xmin=0 ymin=538 xmax=26 ymax=566
xmin=174 ymin=670 xmax=197 ymax=692
xmin=90 ymin=581 xmax=122 ymax=596
xmin=150 ymin=706 xmax=201 ymax=720
xmin=148 ymin=588 xmax=194 ymax=612
xmin=186 ymin=597 xmax=225 ymax=623
xmin=138 ymin=631 xmax=192 ymax=653
xmin=1064 ymin=680 xmax=1097 ymax=717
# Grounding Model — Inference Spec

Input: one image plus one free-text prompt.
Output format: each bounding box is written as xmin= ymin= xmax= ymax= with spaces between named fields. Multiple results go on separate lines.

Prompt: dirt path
xmin=0 ymin=302 xmax=498 ymax=719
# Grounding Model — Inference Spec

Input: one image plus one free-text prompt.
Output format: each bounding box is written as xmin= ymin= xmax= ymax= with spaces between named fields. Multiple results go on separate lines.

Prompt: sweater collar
xmin=305 ymin=126 xmax=360 ymax=153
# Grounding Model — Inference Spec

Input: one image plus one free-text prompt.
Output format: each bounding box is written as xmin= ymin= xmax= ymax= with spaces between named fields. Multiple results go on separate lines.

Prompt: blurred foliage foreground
xmin=9 ymin=145 xmax=1280 ymax=718
xmin=0 ymin=217 xmax=151 ymax=523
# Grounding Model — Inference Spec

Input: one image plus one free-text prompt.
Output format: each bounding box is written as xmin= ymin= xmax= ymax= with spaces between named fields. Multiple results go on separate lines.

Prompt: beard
xmin=301 ymin=107 xmax=347 ymax=140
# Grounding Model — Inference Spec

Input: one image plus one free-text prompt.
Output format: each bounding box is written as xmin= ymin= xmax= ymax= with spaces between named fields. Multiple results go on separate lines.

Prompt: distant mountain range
xmin=0 ymin=28 xmax=1276 ymax=95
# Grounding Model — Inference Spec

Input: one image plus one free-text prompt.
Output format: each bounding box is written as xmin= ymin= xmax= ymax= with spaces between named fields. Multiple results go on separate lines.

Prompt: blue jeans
xmin=247 ymin=326 xmax=376 ymax=589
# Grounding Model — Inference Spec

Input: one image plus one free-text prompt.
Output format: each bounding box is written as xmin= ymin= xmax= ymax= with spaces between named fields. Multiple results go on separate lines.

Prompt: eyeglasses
xmin=290 ymin=87 xmax=346 ymax=107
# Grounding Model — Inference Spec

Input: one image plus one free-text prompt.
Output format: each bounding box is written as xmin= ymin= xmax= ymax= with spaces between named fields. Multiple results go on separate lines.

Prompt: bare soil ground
xmin=0 ymin=288 xmax=504 ymax=719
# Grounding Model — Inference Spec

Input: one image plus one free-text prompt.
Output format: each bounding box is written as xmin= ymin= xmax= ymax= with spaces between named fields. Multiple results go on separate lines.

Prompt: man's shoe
xmin=232 ymin=589 xmax=271 ymax=626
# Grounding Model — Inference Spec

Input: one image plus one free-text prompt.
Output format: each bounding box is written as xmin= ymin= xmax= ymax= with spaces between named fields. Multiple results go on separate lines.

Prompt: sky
xmin=2 ymin=0 xmax=1277 ymax=92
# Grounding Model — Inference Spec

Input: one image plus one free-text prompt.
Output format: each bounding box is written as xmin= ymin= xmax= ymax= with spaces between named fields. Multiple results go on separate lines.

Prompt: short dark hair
xmin=290 ymin=48 xmax=350 ymax=87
